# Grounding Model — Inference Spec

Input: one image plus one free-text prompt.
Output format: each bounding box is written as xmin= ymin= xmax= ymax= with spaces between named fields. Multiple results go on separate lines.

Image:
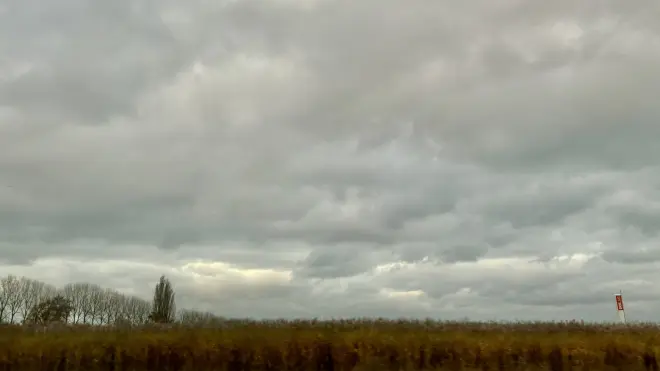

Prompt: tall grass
xmin=1 ymin=319 xmax=660 ymax=370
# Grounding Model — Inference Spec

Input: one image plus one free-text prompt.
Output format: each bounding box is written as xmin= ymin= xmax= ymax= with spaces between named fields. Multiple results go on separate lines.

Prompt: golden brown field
xmin=2 ymin=319 xmax=660 ymax=370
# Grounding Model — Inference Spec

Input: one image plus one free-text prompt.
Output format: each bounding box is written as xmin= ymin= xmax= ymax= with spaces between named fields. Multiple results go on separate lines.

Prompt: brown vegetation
xmin=1 ymin=319 xmax=660 ymax=370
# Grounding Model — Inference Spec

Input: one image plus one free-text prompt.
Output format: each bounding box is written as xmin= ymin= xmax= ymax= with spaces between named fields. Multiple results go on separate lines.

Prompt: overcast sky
xmin=2 ymin=0 xmax=660 ymax=322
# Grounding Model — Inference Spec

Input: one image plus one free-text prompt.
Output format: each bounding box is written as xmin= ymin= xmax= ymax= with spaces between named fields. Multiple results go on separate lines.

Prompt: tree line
xmin=0 ymin=274 xmax=223 ymax=327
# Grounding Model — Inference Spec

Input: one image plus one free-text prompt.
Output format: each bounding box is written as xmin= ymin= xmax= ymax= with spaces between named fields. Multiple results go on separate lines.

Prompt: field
xmin=1 ymin=319 xmax=660 ymax=370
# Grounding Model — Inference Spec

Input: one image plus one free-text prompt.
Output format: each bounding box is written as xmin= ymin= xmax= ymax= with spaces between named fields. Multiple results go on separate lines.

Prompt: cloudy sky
xmin=2 ymin=0 xmax=660 ymax=322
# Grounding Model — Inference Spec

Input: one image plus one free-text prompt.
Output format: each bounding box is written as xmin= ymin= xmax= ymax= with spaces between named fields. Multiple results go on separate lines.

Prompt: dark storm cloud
xmin=2 ymin=0 xmax=660 ymax=321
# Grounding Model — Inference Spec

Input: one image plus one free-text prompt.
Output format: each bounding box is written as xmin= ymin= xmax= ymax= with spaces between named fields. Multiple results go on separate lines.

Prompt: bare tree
xmin=114 ymin=292 xmax=149 ymax=326
xmin=0 ymin=279 xmax=9 ymax=323
xmin=19 ymin=278 xmax=46 ymax=323
xmin=87 ymin=285 xmax=104 ymax=325
xmin=40 ymin=284 xmax=57 ymax=302
xmin=77 ymin=283 xmax=94 ymax=324
xmin=131 ymin=296 xmax=152 ymax=325
xmin=122 ymin=295 xmax=139 ymax=324
xmin=96 ymin=289 xmax=110 ymax=325
xmin=62 ymin=283 xmax=87 ymax=323
xmin=149 ymin=275 xmax=176 ymax=324
xmin=2 ymin=275 xmax=23 ymax=324
xmin=104 ymin=289 xmax=122 ymax=325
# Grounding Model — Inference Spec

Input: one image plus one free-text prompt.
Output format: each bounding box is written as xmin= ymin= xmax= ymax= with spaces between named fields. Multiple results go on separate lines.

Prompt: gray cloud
xmin=1 ymin=0 xmax=660 ymax=322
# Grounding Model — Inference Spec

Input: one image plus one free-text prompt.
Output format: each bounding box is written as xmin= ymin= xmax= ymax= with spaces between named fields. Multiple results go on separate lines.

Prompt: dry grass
xmin=1 ymin=319 xmax=660 ymax=370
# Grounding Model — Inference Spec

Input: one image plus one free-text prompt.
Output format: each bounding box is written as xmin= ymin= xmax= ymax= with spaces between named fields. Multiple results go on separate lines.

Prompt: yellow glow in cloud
xmin=373 ymin=257 xmax=429 ymax=274
xmin=379 ymin=288 xmax=426 ymax=299
xmin=181 ymin=261 xmax=292 ymax=285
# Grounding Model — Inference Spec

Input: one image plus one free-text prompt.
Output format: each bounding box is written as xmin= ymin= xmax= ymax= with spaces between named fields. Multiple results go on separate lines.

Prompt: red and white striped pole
xmin=615 ymin=291 xmax=626 ymax=324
